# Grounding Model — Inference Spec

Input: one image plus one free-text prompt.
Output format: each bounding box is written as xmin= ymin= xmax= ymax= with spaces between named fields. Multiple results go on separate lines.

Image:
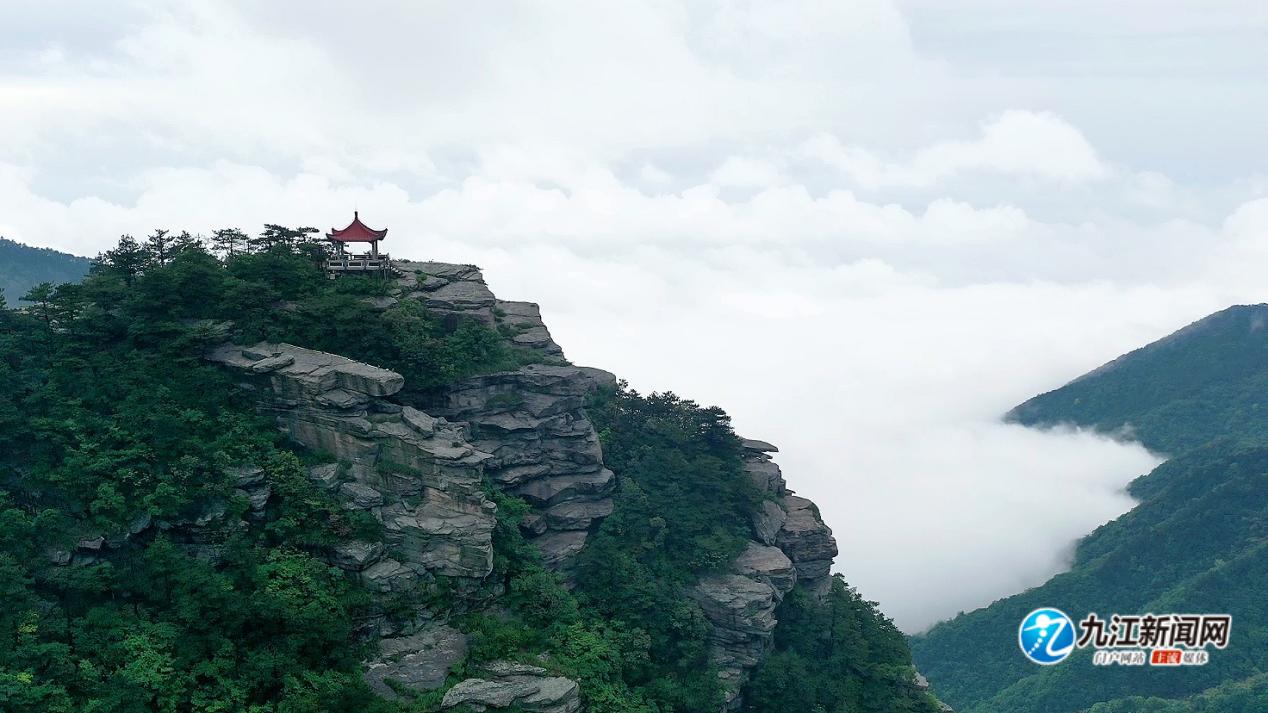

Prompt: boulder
xmin=341 ymin=482 xmax=385 ymax=509
xmin=775 ymin=495 xmax=838 ymax=584
xmin=402 ymin=406 xmax=437 ymax=437
xmin=307 ymin=463 xmax=341 ymax=490
xmin=741 ymin=438 xmax=779 ymax=453
xmin=249 ymin=353 xmax=295 ymax=373
xmin=441 ymin=660 xmax=581 ymax=713
xmin=329 ymin=540 xmax=384 ymax=571
xmin=363 ymin=623 xmax=468 ymax=698
xmin=732 ymin=542 xmax=797 ymax=598
xmin=751 ymin=500 xmax=787 ymax=546
xmin=743 ymin=455 xmax=787 ymax=495
xmin=225 ymin=464 xmax=266 ymax=488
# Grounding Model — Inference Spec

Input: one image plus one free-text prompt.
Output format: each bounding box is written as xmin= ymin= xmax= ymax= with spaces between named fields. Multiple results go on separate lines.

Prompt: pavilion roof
xmin=327 ymin=212 xmax=388 ymax=243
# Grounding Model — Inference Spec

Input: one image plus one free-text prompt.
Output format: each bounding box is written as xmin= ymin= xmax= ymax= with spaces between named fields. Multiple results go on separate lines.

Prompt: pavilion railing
xmin=324 ymin=253 xmax=393 ymax=275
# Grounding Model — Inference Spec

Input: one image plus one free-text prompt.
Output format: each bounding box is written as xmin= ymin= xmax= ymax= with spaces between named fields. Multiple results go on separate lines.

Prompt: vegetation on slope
xmin=1007 ymin=304 xmax=1268 ymax=454
xmin=0 ymin=230 xmax=531 ymax=712
xmin=2 ymin=228 xmax=935 ymax=712
xmin=467 ymin=386 xmax=940 ymax=713
xmin=0 ymin=237 xmax=92 ymax=307
xmin=913 ymin=305 xmax=1268 ymax=713
xmin=457 ymin=387 xmax=764 ymax=712
xmin=743 ymin=581 xmax=941 ymax=713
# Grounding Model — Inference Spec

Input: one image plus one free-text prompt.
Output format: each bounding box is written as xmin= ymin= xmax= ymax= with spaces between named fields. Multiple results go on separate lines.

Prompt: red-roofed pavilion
xmin=327 ymin=211 xmax=388 ymax=254
xmin=324 ymin=212 xmax=392 ymax=276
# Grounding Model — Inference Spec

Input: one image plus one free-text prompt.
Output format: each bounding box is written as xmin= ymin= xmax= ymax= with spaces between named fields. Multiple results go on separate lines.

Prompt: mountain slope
xmin=0 ymin=237 xmax=92 ymax=304
xmin=1008 ymin=304 xmax=1268 ymax=453
xmin=912 ymin=305 xmax=1268 ymax=713
xmin=0 ymin=232 xmax=940 ymax=713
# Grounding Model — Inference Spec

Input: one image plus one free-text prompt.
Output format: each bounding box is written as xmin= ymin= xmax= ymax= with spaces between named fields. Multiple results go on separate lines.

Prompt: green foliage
xmin=1 ymin=232 xmax=931 ymax=713
xmin=1085 ymin=673 xmax=1268 ymax=713
xmin=913 ymin=305 xmax=1268 ymax=713
xmin=0 ymin=237 xmax=91 ymax=306
xmin=1008 ymin=304 xmax=1268 ymax=454
xmin=452 ymin=387 xmax=772 ymax=712
xmin=744 ymin=579 xmax=940 ymax=713
xmin=0 ymin=232 xmax=532 ymax=712
xmin=568 ymin=387 xmax=761 ymax=711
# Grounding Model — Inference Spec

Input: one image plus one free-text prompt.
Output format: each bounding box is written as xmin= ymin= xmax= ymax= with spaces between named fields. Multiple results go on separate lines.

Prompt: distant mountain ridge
xmin=912 ymin=304 xmax=1268 ymax=712
xmin=0 ymin=237 xmax=92 ymax=304
xmin=1008 ymin=304 xmax=1268 ymax=454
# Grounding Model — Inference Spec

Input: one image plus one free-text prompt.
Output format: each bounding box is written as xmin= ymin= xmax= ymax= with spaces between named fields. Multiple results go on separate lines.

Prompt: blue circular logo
xmin=1019 ymin=608 xmax=1075 ymax=664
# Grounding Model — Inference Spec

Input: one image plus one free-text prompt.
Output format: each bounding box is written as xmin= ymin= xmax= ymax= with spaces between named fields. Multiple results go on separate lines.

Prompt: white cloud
xmin=709 ymin=157 xmax=786 ymax=188
xmin=804 ymin=110 xmax=1111 ymax=188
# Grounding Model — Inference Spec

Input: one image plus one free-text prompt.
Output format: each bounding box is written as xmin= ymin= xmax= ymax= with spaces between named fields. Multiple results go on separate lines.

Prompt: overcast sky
xmin=4 ymin=0 xmax=1267 ymax=631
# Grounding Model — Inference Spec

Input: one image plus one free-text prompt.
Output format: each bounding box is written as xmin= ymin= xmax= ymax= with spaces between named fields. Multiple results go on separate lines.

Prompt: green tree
xmin=209 ymin=227 xmax=248 ymax=258
xmin=97 ymin=234 xmax=151 ymax=286
xmin=19 ymin=282 xmax=55 ymax=329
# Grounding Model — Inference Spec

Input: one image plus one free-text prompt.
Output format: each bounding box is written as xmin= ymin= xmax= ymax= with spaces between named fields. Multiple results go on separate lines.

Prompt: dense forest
xmin=912 ymin=305 xmax=1268 ymax=713
xmin=0 ymin=229 xmax=934 ymax=712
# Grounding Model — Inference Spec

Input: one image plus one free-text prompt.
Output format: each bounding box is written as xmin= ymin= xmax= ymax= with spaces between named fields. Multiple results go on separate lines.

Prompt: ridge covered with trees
xmin=1 ymin=229 xmax=935 ymax=712
xmin=912 ymin=304 xmax=1268 ymax=713
xmin=0 ymin=237 xmax=91 ymax=309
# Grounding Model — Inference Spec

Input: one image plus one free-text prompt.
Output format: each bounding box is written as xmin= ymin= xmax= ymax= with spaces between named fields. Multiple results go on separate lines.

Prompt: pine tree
xmin=253 ymin=224 xmax=319 ymax=253
xmin=170 ymin=230 xmax=201 ymax=255
xmin=145 ymin=229 xmax=175 ymax=266
xmin=98 ymin=234 xmax=151 ymax=286
xmin=20 ymin=282 xmax=55 ymax=329
xmin=210 ymin=228 xmax=248 ymax=258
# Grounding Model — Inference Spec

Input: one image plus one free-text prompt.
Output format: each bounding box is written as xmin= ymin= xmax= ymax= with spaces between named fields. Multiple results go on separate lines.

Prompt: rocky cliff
xmin=204 ymin=261 xmax=841 ymax=712
xmin=692 ymin=439 xmax=839 ymax=710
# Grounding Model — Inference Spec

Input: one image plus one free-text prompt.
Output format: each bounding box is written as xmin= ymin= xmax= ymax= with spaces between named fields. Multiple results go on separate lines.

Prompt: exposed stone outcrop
xmin=47 ymin=464 xmax=270 ymax=568
xmin=207 ymin=342 xmax=498 ymax=586
xmin=431 ymin=365 xmax=617 ymax=569
xmin=364 ymin=622 xmax=468 ymax=698
xmin=199 ymin=260 xmax=850 ymax=713
xmin=693 ymin=439 xmax=840 ymax=710
xmin=395 ymin=260 xmax=564 ymax=358
xmin=393 ymin=263 xmax=617 ymax=570
xmin=775 ymin=495 xmax=837 ymax=594
xmin=693 ymin=542 xmax=797 ymax=709
xmin=441 ymin=661 xmax=582 ymax=713
xmin=741 ymin=439 xmax=837 ymax=596
xmin=914 ymin=671 xmax=956 ymax=712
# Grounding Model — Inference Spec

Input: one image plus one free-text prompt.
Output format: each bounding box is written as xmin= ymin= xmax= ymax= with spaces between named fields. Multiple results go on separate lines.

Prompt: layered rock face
xmin=395 ymin=260 xmax=564 ymax=358
xmin=693 ymin=438 xmax=840 ymax=710
xmin=396 ymin=262 xmax=617 ymax=569
xmin=203 ymin=261 xmax=845 ymax=711
xmin=432 ymin=365 xmax=616 ymax=569
xmin=692 ymin=543 xmax=797 ymax=708
xmin=207 ymin=342 xmax=498 ymax=590
xmin=364 ymin=622 xmax=468 ymax=699
xmin=441 ymin=661 xmax=582 ymax=713
xmin=206 ymin=263 xmax=620 ymax=701
xmin=742 ymin=439 xmax=838 ymax=596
